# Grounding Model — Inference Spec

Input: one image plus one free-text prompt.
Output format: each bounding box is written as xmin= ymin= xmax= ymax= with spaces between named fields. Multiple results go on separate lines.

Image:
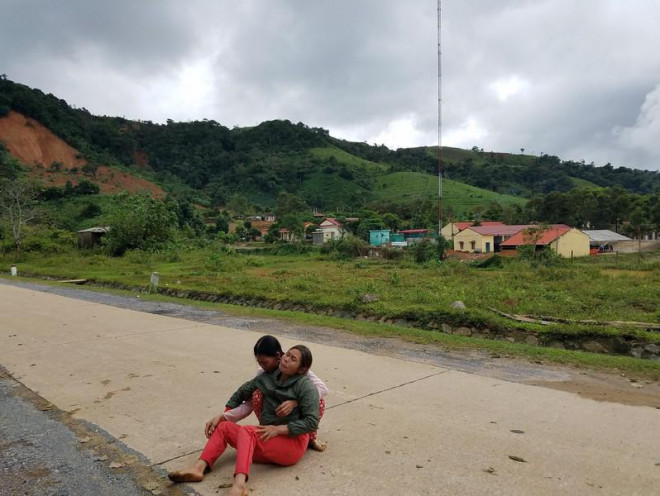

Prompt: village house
xmin=278 ymin=222 xmax=315 ymax=242
xmin=440 ymin=221 xmax=504 ymax=241
xmin=500 ymin=225 xmax=590 ymax=257
xmin=453 ymin=225 xmax=529 ymax=253
xmin=312 ymin=218 xmax=346 ymax=245
xmin=369 ymin=229 xmax=391 ymax=246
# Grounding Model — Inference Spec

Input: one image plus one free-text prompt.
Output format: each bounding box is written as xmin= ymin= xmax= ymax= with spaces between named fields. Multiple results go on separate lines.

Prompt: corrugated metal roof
xmin=582 ymin=230 xmax=631 ymax=242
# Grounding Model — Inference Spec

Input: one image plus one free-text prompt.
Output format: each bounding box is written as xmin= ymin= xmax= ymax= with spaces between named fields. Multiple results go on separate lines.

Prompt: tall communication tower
xmin=437 ymin=0 xmax=443 ymax=235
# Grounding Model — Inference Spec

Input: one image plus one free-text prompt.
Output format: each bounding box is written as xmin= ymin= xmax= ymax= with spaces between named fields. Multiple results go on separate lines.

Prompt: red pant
xmin=200 ymin=422 xmax=309 ymax=477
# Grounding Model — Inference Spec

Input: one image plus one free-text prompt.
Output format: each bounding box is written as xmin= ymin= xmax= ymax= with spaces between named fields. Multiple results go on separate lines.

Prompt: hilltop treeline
xmin=1 ymin=76 xmax=659 ymax=233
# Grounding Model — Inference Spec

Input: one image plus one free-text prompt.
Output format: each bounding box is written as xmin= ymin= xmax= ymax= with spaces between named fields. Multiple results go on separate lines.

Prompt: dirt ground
xmin=0 ymin=110 xmax=164 ymax=197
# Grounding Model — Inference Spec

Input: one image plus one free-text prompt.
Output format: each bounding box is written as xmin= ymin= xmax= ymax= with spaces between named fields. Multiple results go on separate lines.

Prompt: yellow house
xmin=500 ymin=226 xmax=590 ymax=257
xmin=453 ymin=225 xmax=528 ymax=253
xmin=441 ymin=221 xmax=504 ymax=241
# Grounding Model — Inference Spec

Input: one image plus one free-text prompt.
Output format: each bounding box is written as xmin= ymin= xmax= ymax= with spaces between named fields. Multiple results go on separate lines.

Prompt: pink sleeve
xmin=222 ymin=400 xmax=255 ymax=423
xmin=305 ymin=369 xmax=329 ymax=398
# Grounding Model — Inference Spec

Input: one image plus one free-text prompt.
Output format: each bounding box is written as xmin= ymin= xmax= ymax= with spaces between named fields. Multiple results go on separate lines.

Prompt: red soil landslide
xmin=0 ymin=110 xmax=164 ymax=198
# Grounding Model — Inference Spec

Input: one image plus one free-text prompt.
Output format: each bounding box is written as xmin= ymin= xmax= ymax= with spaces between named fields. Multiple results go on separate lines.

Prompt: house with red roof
xmin=500 ymin=225 xmax=590 ymax=257
xmin=453 ymin=224 xmax=531 ymax=253
xmin=312 ymin=218 xmax=346 ymax=245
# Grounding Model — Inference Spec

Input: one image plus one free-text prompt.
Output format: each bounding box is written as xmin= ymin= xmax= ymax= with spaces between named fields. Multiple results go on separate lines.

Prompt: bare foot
xmin=227 ymin=476 xmax=248 ymax=496
xmin=309 ymin=439 xmax=327 ymax=452
xmin=168 ymin=460 xmax=207 ymax=483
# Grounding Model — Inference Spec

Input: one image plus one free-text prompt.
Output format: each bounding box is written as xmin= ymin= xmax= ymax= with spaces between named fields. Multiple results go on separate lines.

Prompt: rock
xmin=631 ymin=347 xmax=644 ymax=358
xmin=644 ymin=343 xmax=660 ymax=354
xmin=548 ymin=341 xmax=566 ymax=349
xmin=525 ymin=335 xmax=539 ymax=346
xmin=450 ymin=301 xmax=466 ymax=311
xmin=394 ymin=319 xmax=411 ymax=327
xmin=109 ymin=462 xmax=123 ymax=469
xmin=361 ymin=293 xmax=379 ymax=303
xmin=581 ymin=341 xmax=608 ymax=354
xmin=441 ymin=323 xmax=452 ymax=333
xmin=455 ymin=327 xmax=472 ymax=336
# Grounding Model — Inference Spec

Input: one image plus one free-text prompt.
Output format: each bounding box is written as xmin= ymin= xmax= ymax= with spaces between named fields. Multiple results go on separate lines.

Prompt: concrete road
xmin=0 ymin=283 xmax=658 ymax=495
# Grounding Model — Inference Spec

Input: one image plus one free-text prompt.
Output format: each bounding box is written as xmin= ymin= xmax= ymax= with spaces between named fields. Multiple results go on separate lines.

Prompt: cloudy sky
xmin=2 ymin=0 xmax=659 ymax=171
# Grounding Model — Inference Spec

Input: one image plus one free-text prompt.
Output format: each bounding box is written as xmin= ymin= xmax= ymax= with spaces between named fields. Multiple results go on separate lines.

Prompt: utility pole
xmin=437 ymin=0 xmax=443 ymax=238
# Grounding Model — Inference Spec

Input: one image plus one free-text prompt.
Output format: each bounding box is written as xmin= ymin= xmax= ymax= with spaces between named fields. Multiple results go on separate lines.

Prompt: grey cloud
xmin=1 ymin=1 xmax=659 ymax=171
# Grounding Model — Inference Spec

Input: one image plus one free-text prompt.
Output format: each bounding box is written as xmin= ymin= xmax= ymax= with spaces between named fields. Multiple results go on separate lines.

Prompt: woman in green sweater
xmin=168 ymin=344 xmax=320 ymax=496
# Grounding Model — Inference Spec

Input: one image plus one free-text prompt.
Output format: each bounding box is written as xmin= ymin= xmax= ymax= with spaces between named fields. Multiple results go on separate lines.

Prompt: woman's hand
xmin=255 ymin=424 xmax=288 ymax=442
xmin=275 ymin=400 xmax=298 ymax=417
xmin=205 ymin=414 xmax=225 ymax=438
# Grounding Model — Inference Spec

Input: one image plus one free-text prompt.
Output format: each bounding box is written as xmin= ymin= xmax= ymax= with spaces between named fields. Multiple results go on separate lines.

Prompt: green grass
xmin=7 ymin=247 xmax=658 ymax=325
xmin=569 ymin=177 xmax=601 ymax=189
xmin=373 ymin=172 xmax=527 ymax=216
xmin=309 ymin=146 xmax=389 ymax=173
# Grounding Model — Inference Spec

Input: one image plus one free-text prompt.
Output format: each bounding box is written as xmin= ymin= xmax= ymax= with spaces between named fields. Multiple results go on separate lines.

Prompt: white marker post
xmin=150 ymin=271 xmax=159 ymax=293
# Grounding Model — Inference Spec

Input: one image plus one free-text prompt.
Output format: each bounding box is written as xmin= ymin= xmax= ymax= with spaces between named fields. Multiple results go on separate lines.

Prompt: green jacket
xmin=226 ymin=370 xmax=320 ymax=437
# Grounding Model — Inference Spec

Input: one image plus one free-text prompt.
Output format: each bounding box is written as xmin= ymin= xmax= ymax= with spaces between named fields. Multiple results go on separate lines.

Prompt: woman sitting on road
xmin=208 ymin=335 xmax=328 ymax=451
xmin=168 ymin=345 xmax=320 ymax=496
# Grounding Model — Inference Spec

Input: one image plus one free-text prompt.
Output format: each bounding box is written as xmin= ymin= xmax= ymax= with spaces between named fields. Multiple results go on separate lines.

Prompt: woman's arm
xmin=225 ymin=377 xmax=259 ymax=410
xmin=285 ymin=379 xmax=320 ymax=437
xmin=222 ymin=400 xmax=255 ymax=423
xmin=224 ymin=368 xmax=263 ymax=422
xmin=275 ymin=369 xmax=328 ymax=417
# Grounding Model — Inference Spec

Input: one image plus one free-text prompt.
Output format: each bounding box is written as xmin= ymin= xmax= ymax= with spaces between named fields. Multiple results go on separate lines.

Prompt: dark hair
xmin=253 ymin=335 xmax=283 ymax=357
xmin=289 ymin=344 xmax=313 ymax=371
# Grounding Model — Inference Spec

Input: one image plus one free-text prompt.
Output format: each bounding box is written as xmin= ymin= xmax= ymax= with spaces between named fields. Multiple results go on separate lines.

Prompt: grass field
xmin=309 ymin=146 xmax=389 ymax=173
xmin=373 ymin=172 xmax=527 ymax=215
xmin=6 ymin=247 xmax=657 ymax=326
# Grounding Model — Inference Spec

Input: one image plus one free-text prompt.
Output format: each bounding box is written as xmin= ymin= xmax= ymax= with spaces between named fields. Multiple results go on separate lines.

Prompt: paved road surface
xmin=1 ymin=281 xmax=659 ymax=495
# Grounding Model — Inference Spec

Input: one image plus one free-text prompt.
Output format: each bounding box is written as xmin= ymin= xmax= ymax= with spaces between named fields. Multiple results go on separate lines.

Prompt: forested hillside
xmin=1 ymin=76 xmax=659 ymax=234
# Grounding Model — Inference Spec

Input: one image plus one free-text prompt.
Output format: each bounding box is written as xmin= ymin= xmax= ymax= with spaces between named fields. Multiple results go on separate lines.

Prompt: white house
xmin=313 ymin=218 xmax=346 ymax=244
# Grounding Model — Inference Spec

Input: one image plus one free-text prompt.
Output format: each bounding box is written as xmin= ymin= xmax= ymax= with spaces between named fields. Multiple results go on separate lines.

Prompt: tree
xmin=103 ymin=193 xmax=177 ymax=255
xmin=227 ymin=194 xmax=250 ymax=215
xmin=0 ymin=179 xmax=39 ymax=255
xmin=275 ymin=192 xmax=308 ymax=219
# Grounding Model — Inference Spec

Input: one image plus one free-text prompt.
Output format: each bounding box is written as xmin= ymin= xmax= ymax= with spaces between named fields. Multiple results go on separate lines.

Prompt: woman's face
xmin=255 ymin=354 xmax=280 ymax=373
xmin=279 ymin=348 xmax=304 ymax=376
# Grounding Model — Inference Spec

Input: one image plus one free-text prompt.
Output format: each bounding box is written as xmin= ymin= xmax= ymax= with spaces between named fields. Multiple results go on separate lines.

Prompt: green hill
xmin=374 ymin=172 xmax=526 ymax=217
xmin=1 ymin=76 xmax=658 ymax=230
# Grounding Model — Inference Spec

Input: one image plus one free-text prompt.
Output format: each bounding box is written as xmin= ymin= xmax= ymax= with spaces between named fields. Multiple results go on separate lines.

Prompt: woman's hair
xmin=253 ymin=335 xmax=283 ymax=357
xmin=289 ymin=344 xmax=313 ymax=371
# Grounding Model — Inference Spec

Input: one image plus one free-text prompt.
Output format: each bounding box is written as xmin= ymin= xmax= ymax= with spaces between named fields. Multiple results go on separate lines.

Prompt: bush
xmin=409 ymin=239 xmax=439 ymax=264
xmin=471 ymin=254 xmax=504 ymax=269
xmin=516 ymin=245 xmax=564 ymax=267
xmin=321 ymin=235 xmax=369 ymax=259
xmin=274 ymin=242 xmax=314 ymax=255
xmin=103 ymin=193 xmax=177 ymax=256
xmin=21 ymin=227 xmax=77 ymax=254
